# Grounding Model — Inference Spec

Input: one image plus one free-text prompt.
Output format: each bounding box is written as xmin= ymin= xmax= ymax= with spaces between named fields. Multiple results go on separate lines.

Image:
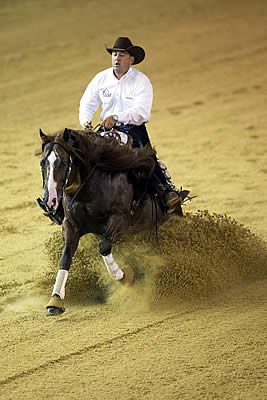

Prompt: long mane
xmin=48 ymin=129 xmax=156 ymax=175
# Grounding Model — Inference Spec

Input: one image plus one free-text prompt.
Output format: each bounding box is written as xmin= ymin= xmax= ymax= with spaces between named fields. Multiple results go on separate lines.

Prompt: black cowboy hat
xmin=105 ymin=37 xmax=145 ymax=65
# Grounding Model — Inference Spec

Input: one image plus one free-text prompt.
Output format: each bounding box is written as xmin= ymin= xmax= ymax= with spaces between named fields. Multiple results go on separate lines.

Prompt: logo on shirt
xmin=102 ymin=88 xmax=112 ymax=97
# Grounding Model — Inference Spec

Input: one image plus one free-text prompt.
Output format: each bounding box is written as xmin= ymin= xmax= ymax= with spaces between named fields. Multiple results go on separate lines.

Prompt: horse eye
xmin=40 ymin=159 xmax=45 ymax=169
xmin=60 ymin=160 xmax=68 ymax=168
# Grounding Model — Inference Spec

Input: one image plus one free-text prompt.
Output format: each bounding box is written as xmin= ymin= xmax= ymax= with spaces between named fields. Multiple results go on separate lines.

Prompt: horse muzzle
xmin=43 ymin=185 xmax=63 ymax=211
xmin=36 ymin=197 xmax=64 ymax=225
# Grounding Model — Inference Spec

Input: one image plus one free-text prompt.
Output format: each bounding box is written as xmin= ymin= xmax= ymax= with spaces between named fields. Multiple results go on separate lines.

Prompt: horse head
xmin=39 ymin=128 xmax=73 ymax=212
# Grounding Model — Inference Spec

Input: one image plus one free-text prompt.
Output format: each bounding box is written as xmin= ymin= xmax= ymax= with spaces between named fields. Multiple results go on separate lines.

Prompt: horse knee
xmin=99 ymin=237 xmax=112 ymax=256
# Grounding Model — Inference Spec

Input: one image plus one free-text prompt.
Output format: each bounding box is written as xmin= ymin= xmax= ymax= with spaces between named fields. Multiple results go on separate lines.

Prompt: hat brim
xmin=105 ymin=44 xmax=145 ymax=65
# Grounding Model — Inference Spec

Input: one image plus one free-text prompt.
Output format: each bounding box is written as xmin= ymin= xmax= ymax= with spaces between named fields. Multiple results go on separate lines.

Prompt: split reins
xmin=40 ymin=130 xmax=161 ymax=240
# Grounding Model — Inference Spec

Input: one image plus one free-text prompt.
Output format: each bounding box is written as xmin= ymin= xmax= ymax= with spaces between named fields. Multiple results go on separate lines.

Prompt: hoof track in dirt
xmin=0 ymin=310 xmax=192 ymax=388
xmin=167 ymin=100 xmax=204 ymax=115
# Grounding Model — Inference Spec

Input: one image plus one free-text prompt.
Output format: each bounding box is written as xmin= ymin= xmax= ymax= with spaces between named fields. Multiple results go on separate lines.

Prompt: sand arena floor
xmin=0 ymin=1 xmax=267 ymax=399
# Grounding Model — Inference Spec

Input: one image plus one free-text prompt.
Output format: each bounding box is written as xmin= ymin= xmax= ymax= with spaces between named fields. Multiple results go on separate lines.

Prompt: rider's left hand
xmin=102 ymin=115 xmax=116 ymax=130
xmin=83 ymin=121 xmax=92 ymax=130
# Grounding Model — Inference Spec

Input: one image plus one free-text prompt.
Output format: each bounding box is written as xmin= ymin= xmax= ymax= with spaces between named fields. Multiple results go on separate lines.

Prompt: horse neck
xmin=64 ymin=160 xmax=98 ymax=194
xmin=64 ymin=161 xmax=81 ymax=194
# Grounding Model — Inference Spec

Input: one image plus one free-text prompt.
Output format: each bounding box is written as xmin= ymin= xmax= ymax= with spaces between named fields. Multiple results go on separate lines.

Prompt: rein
xmin=40 ymin=131 xmax=160 ymax=235
xmin=69 ymin=164 xmax=96 ymax=204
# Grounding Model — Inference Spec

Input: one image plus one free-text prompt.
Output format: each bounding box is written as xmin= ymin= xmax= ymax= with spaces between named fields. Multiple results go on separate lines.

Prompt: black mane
xmin=46 ymin=128 xmax=156 ymax=175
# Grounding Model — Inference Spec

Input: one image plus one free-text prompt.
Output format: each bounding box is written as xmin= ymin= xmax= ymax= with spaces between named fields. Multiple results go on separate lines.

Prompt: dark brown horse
xmin=38 ymin=128 xmax=185 ymax=315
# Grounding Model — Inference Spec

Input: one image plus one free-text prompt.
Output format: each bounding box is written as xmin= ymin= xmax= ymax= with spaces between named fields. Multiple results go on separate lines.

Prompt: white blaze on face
xmin=47 ymin=151 xmax=58 ymax=209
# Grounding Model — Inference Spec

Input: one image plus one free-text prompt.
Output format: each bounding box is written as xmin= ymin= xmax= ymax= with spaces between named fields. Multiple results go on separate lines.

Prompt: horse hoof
xmin=46 ymin=306 xmax=65 ymax=316
xmin=46 ymin=295 xmax=65 ymax=316
xmin=120 ymin=265 xmax=135 ymax=286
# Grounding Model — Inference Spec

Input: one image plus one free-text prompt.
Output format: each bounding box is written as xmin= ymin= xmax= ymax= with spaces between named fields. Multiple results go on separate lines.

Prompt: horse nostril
xmin=52 ymin=198 xmax=57 ymax=207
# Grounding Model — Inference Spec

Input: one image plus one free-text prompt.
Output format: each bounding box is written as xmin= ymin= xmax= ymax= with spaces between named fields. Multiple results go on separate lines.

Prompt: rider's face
xmin=112 ymin=51 xmax=135 ymax=78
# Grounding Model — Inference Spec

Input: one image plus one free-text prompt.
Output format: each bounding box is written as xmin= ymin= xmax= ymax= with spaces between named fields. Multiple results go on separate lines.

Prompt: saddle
xmin=103 ymin=128 xmax=191 ymax=216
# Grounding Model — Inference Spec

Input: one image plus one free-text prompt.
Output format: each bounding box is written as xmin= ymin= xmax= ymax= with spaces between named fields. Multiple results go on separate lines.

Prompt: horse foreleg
xmin=46 ymin=219 xmax=80 ymax=315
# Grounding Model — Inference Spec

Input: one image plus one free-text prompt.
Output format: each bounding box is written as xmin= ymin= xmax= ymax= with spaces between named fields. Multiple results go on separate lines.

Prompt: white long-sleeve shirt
xmin=79 ymin=66 xmax=153 ymax=127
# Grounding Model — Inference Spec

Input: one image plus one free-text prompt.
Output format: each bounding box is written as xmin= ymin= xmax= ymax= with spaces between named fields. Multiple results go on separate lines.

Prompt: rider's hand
xmin=102 ymin=115 xmax=116 ymax=130
xmin=83 ymin=121 xmax=92 ymax=130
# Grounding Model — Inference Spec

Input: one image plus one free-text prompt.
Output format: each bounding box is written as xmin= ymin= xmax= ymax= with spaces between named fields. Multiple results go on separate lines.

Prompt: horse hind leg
xmin=99 ymin=236 xmax=135 ymax=286
xmin=102 ymin=253 xmax=135 ymax=286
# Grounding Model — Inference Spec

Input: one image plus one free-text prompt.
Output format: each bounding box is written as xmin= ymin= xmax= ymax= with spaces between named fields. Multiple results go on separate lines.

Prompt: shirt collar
xmin=123 ymin=66 xmax=133 ymax=79
xmin=111 ymin=66 xmax=133 ymax=81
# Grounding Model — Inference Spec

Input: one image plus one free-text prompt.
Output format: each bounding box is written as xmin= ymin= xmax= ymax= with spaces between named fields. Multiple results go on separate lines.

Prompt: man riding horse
xmin=38 ymin=37 xmax=189 ymax=224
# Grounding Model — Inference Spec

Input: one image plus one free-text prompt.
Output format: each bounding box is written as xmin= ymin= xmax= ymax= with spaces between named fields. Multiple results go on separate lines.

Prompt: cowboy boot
xmin=167 ymin=188 xmax=190 ymax=216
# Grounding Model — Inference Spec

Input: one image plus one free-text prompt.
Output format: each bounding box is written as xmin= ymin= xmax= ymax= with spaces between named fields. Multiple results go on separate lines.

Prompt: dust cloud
xmin=40 ymin=211 xmax=267 ymax=307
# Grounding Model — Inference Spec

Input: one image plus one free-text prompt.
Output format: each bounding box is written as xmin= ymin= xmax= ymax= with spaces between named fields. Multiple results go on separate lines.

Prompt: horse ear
xmin=63 ymin=128 xmax=71 ymax=142
xmin=40 ymin=128 xmax=46 ymax=140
